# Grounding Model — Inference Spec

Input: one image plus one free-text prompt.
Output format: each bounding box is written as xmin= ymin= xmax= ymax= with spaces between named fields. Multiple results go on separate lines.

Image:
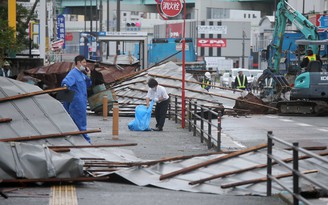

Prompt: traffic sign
xmin=160 ymin=0 xmax=183 ymax=18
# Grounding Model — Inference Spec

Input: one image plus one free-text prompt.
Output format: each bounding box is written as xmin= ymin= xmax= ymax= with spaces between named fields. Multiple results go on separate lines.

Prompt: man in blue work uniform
xmin=61 ymin=55 xmax=92 ymax=143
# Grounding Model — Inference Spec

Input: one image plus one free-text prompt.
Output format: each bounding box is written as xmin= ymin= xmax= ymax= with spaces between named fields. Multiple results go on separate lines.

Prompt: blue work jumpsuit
xmin=61 ymin=67 xmax=92 ymax=143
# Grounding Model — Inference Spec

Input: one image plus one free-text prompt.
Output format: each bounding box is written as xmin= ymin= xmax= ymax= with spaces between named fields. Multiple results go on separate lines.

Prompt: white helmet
xmin=205 ymin=72 xmax=211 ymax=79
xmin=3 ymin=61 xmax=10 ymax=66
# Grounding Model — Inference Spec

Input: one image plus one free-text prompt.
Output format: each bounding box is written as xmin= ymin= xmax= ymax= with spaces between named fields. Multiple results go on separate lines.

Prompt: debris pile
xmin=233 ymin=92 xmax=271 ymax=115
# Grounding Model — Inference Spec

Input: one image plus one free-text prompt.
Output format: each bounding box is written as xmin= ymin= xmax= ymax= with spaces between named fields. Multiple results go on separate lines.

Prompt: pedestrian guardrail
xmin=168 ymin=94 xmax=222 ymax=151
xmin=267 ymin=131 xmax=328 ymax=205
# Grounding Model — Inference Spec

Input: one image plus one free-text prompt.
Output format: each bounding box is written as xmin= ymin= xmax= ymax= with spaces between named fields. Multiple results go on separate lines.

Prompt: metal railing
xmin=267 ymin=131 xmax=328 ymax=205
xmin=168 ymin=94 xmax=222 ymax=151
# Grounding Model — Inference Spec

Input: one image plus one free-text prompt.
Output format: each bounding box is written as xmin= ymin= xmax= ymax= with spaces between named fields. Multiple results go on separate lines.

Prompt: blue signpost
xmin=57 ymin=14 xmax=66 ymax=49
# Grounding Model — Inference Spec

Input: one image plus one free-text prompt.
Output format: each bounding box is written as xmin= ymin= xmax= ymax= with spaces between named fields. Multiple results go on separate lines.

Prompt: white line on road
xmin=296 ymin=123 xmax=312 ymax=127
xmin=279 ymin=119 xmax=294 ymax=122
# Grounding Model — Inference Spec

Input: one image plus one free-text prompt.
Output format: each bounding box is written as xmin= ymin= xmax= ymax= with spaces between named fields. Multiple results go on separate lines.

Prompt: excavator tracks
xmin=276 ymin=100 xmax=328 ymax=116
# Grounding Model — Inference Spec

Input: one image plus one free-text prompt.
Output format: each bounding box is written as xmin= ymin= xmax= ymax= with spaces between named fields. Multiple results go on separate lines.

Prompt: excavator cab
xmin=306 ymin=60 xmax=322 ymax=72
xmin=277 ymin=39 xmax=328 ymax=115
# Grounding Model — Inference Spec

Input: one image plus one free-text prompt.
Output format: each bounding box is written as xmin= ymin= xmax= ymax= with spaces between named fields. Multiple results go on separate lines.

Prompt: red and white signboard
xmin=51 ymin=39 xmax=64 ymax=51
xmin=161 ymin=0 xmax=183 ymax=18
xmin=197 ymin=38 xmax=227 ymax=48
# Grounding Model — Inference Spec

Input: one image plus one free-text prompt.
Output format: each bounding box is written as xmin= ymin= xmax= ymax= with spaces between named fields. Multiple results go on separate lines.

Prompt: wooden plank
xmin=0 ymin=118 xmax=12 ymax=123
xmin=159 ymin=143 xmax=268 ymax=180
xmin=221 ymin=170 xmax=318 ymax=189
xmin=48 ymin=143 xmax=138 ymax=149
xmin=189 ymin=151 xmax=328 ymax=185
xmin=0 ymin=128 xmax=101 ymax=142
xmin=0 ymin=87 xmax=67 ymax=103
xmin=83 ymin=151 xmax=232 ymax=167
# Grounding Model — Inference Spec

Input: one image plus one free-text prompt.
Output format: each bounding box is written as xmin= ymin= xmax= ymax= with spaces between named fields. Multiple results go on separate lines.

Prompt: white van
xmin=249 ymin=69 xmax=263 ymax=79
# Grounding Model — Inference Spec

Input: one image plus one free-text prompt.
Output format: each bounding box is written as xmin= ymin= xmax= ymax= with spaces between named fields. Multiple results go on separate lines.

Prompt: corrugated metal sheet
xmin=113 ymin=62 xmax=224 ymax=111
xmin=0 ymin=77 xmax=91 ymax=179
xmin=113 ymin=149 xmax=326 ymax=195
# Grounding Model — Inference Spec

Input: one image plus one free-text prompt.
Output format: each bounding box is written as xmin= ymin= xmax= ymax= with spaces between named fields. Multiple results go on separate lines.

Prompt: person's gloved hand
xmin=154 ymin=98 xmax=159 ymax=102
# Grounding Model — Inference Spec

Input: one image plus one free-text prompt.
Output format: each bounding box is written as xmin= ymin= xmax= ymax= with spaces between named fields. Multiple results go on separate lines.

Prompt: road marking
xmin=296 ymin=123 xmax=312 ymax=127
xmin=318 ymin=128 xmax=328 ymax=132
xmin=279 ymin=119 xmax=294 ymax=122
xmin=49 ymin=185 xmax=78 ymax=205
xmin=266 ymin=115 xmax=278 ymax=119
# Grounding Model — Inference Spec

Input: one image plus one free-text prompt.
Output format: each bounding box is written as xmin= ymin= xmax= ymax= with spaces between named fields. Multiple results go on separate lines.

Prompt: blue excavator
xmin=258 ymin=0 xmax=328 ymax=115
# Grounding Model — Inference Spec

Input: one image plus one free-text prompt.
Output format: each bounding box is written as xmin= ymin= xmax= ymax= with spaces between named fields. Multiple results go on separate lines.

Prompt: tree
xmin=0 ymin=2 xmax=38 ymax=66
xmin=0 ymin=6 xmax=18 ymax=66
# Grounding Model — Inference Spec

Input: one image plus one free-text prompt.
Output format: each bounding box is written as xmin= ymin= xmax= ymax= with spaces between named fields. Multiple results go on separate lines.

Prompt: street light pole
xmin=181 ymin=0 xmax=186 ymax=128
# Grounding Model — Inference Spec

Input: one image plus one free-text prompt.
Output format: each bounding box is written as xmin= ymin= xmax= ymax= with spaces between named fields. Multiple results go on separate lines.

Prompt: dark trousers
xmin=155 ymin=98 xmax=169 ymax=129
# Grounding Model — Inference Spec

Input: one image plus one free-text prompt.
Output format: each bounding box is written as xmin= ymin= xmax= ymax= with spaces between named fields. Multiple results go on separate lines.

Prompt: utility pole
xmin=90 ymin=0 xmax=93 ymax=34
xmin=96 ymin=0 xmax=98 ymax=33
xmin=99 ymin=0 xmax=103 ymax=32
xmin=116 ymin=0 xmax=121 ymax=55
xmin=242 ymin=30 xmax=245 ymax=68
xmin=107 ymin=0 xmax=110 ymax=32
xmin=39 ymin=0 xmax=46 ymax=62
xmin=84 ymin=0 xmax=86 ymax=31
xmin=116 ymin=0 xmax=120 ymax=32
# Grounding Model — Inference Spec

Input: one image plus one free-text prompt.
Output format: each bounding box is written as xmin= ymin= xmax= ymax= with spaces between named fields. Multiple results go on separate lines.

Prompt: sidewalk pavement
xmin=88 ymin=114 xmax=216 ymax=160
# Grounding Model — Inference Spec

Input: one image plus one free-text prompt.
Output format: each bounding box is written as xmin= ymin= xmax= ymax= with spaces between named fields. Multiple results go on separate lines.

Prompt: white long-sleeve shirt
xmin=146 ymin=85 xmax=169 ymax=102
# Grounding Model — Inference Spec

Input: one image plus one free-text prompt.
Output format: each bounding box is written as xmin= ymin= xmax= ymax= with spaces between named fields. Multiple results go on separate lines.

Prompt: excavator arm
xmin=270 ymin=0 xmax=319 ymax=73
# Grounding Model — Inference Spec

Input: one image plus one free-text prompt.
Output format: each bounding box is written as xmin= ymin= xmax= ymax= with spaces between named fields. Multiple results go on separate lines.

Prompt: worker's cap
xmin=238 ymin=70 xmax=243 ymax=73
xmin=3 ymin=61 xmax=10 ymax=66
xmin=205 ymin=72 xmax=211 ymax=78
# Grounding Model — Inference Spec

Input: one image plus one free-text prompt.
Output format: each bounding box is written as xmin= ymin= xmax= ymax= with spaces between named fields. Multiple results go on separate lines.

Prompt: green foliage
xmin=0 ymin=3 xmax=37 ymax=65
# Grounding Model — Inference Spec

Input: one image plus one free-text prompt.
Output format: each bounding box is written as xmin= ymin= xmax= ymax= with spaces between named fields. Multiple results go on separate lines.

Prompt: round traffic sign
xmin=160 ymin=0 xmax=183 ymax=18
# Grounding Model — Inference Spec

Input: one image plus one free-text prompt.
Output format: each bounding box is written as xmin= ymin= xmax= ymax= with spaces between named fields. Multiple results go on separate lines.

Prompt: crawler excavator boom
xmin=259 ymin=0 xmax=328 ymax=115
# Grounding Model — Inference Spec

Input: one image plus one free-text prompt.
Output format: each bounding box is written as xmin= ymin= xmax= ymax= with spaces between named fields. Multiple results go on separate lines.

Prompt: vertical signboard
xmin=57 ymin=14 xmax=66 ymax=49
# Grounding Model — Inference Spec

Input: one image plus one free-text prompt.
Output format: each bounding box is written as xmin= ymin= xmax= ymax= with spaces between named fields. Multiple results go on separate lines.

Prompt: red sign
xmin=161 ymin=0 xmax=183 ymax=18
xmin=166 ymin=23 xmax=183 ymax=38
xmin=197 ymin=38 xmax=227 ymax=47
xmin=65 ymin=32 xmax=73 ymax=41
